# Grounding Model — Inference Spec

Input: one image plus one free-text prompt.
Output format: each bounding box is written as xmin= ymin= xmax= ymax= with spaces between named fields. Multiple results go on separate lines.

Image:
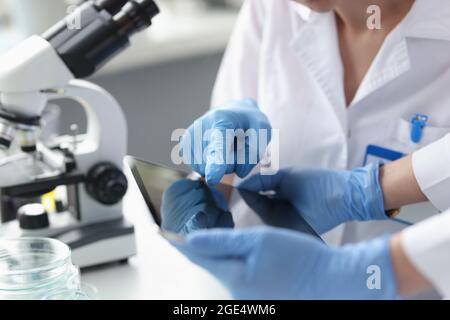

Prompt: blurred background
xmin=0 ymin=0 xmax=242 ymax=167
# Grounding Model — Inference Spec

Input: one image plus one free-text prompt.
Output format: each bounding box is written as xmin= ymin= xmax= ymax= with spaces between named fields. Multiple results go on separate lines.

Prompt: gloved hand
xmin=180 ymin=99 xmax=272 ymax=186
xmin=177 ymin=227 xmax=397 ymax=300
xmin=161 ymin=179 xmax=234 ymax=235
xmin=238 ymin=161 xmax=388 ymax=234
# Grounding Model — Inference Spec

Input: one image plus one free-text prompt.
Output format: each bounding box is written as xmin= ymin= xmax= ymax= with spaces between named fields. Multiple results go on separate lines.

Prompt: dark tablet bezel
xmin=126 ymin=156 xmax=189 ymax=226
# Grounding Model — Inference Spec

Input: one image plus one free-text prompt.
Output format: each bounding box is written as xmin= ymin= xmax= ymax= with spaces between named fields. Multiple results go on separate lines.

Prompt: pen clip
xmin=410 ymin=114 xmax=428 ymax=144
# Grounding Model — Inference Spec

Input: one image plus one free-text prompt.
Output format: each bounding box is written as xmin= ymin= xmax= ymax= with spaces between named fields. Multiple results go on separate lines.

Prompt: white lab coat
xmin=211 ymin=0 xmax=450 ymax=245
xmin=403 ymin=134 xmax=450 ymax=299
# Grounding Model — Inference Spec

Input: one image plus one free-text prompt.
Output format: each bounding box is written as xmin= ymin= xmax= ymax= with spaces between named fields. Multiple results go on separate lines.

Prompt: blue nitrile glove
xmin=180 ymin=99 xmax=272 ymax=186
xmin=161 ymin=179 xmax=234 ymax=235
xmin=178 ymin=227 xmax=397 ymax=300
xmin=237 ymin=161 xmax=388 ymax=234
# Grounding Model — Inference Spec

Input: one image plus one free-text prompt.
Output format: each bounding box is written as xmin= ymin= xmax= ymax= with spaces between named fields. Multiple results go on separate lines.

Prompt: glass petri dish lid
xmin=0 ymin=238 xmax=73 ymax=292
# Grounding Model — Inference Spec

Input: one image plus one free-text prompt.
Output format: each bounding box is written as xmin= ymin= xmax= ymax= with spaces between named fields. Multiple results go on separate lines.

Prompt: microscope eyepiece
xmin=95 ymin=0 xmax=129 ymax=15
xmin=113 ymin=0 xmax=160 ymax=36
xmin=44 ymin=0 xmax=160 ymax=78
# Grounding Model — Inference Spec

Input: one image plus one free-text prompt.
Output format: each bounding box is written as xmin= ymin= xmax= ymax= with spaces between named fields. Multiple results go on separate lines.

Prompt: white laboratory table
xmin=80 ymin=169 xmax=231 ymax=300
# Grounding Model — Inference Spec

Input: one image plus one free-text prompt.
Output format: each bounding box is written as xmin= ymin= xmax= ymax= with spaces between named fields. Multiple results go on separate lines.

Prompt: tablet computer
xmin=126 ymin=156 xmax=322 ymax=242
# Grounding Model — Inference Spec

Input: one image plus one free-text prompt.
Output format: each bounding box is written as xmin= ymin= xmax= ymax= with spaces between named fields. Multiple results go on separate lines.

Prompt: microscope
xmin=0 ymin=0 xmax=159 ymax=267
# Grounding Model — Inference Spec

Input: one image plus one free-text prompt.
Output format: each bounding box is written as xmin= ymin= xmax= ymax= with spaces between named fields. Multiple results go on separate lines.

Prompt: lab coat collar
xmin=289 ymin=11 xmax=348 ymax=133
xmin=352 ymin=0 xmax=450 ymax=105
xmin=290 ymin=2 xmax=314 ymax=22
xmin=289 ymin=0 xmax=450 ymax=106
xmin=291 ymin=0 xmax=450 ymax=42
xmin=288 ymin=0 xmax=450 ymax=128
xmin=403 ymin=0 xmax=450 ymax=42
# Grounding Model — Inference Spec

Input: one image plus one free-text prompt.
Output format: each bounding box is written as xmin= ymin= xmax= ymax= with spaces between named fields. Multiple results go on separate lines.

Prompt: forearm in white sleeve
xmin=401 ymin=210 xmax=450 ymax=298
xmin=211 ymin=0 xmax=266 ymax=106
xmin=412 ymin=133 xmax=450 ymax=211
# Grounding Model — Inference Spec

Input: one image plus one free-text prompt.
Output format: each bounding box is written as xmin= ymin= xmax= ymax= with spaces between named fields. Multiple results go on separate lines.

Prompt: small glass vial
xmin=0 ymin=238 xmax=88 ymax=300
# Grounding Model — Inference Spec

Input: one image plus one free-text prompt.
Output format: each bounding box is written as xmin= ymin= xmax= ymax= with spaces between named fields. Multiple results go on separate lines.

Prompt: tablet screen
xmin=127 ymin=157 xmax=321 ymax=240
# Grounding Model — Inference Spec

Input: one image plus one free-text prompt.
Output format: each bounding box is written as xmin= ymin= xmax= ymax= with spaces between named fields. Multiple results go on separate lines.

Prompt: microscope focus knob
xmin=86 ymin=163 xmax=128 ymax=205
xmin=18 ymin=204 xmax=50 ymax=230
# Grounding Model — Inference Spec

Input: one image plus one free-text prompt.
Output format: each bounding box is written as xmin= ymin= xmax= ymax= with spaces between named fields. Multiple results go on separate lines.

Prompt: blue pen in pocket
xmin=410 ymin=114 xmax=428 ymax=144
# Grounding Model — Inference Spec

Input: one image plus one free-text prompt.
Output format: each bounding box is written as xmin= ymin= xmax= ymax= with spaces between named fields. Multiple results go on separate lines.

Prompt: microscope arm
xmin=46 ymin=80 xmax=128 ymax=174
xmin=0 ymin=36 xmax=74 ymax=117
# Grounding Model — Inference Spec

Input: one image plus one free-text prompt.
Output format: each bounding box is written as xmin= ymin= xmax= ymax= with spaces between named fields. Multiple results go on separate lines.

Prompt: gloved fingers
xmin=182 ymin=211 xmax=209 ymax=234
xmin=177 ymin=245 xmax=246 ymax=285
xmin=183 ymin=205 xmax=217 ymax=231
xmin=234 ymin=137 xmax=258 ymax=179
xmin=161 ymin=183 xmax=218 ymax=233
xmin=225 ymin=98 xmax=259 ymax=110
xmin=185 ymin=229 xmax=259 ymax=258
xmin=161 ymin=180 xmax=212 ymax=221
xmin=191 ymin=257 xmax=245 ymax=287
xmin=240 ymin=98 xmax=258 ymax=108
xmin=234 ymin=115 xmax=271 ymax=179
xmin=215 ymin=210 xmax=235 ymax=229
xmin=247 ymin=117 xmax=272 ymax=151
xmin=237 ymin=171 xmax=287 ymax=193
xmin=235 ymin=164 xmax=255 ymax=179
xmin=171 ymin=234 xmax=246 ymax=284
xmin=180 ymin=122 xmax=205 ymax=174
xmin=163 ymin=179 xmax=203 ymax=200
xmin=237 ymin=189 xmax=274 ymax=218
xmin=209 ymin=187 xmax=230 ymax=212
xmin=180 ymin=203 xmax=234 ymax=234
xmin=351 ymin=161 xmax=387 ymax=221
xmin=204 ymin=125 xmax=235 ymax=186
xmin=205 ymin=162 xmax=228 ymax=186
xmin=234 ymin=141 xmax=269 ymax=179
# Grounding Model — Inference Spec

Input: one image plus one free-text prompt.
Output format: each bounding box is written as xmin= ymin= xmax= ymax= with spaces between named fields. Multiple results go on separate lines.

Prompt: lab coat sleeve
xmin=401 ymin=210 xmax=450 ymax=298
xmin=412 ymin=133 xmax=450 ymax=211
xmin=211 ymin=0 xmax=267 ymax=106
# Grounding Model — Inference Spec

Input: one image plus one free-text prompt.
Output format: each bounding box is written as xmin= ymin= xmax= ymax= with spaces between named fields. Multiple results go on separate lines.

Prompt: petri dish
xmin=0 ymin=238 xmax=84 ymax=300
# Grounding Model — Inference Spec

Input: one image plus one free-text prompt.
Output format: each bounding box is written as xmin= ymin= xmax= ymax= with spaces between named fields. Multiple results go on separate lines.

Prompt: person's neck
xmin=334 ymin=0 xmax=415 ymax=34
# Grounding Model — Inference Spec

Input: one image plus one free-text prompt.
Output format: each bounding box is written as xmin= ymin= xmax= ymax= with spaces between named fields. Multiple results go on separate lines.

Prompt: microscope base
xmin=0 ymin=216 xmax=137 ymax=268
xmin=55 ymin=218 xmax=137 ymax=268
xmin=70 ymin=233 xmax=136 ymax=269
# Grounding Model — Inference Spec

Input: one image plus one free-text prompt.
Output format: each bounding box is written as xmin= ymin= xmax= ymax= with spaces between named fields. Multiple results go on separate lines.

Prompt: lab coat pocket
xmin=386 ymin=118 xmax=450 ymax=155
